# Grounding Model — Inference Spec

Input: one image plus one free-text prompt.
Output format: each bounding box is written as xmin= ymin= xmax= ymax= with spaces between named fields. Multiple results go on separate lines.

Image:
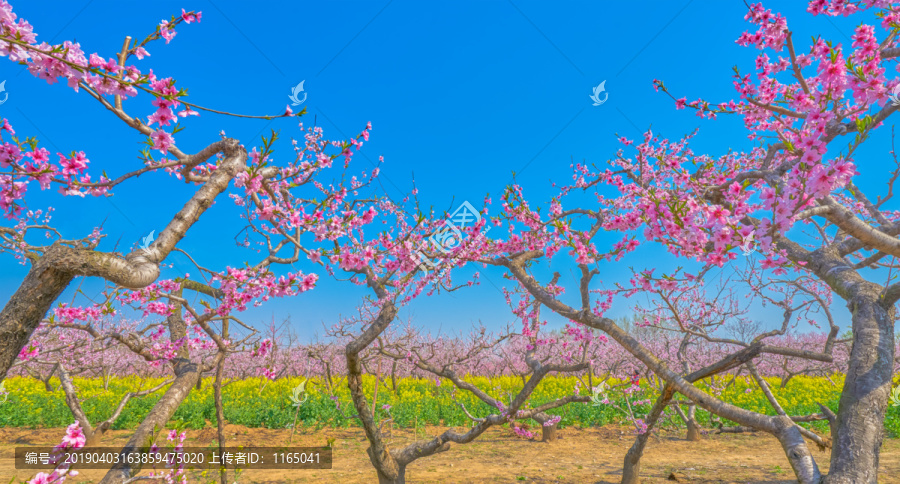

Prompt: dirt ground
xmin=1 ymin=424 xmax=899 ymax=483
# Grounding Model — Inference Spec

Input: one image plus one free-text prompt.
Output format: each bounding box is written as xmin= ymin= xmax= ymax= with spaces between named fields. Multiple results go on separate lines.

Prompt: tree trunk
xmin=620 ymin=344 xmax=763 ymax=484
xmin=215 ymin=355 xmax=227 ymax=484
xmin=367 ymin=447 xmax=407 ymax=484
xmin=325 ymin=362 xmax=334 ymax=393
xmin=775 ymin=417 xmax=822 ymax=484
xmin=98 ymin=358 xmax=201 ymax=484
xmin=0 ymin=249 xmax=74 ymax=381
xmin=685 ymin=420 xmax=701 ymax=442
xmin=622 ymin=387 xmax=672 ymax=484
xmin=541 ymin=423 xmax=557 ymax=443
xmin=685 ymin=405 xmax=701 ymax=442
xmin=56 ymin=363 xmax=102 ymax=446
xmin=390 ymin=360 xmax=398 ymax=393
xmin=346 ymin=301 xmax=404 ymax=484
xmin=824 ymin=295 xmax=894 ymax=484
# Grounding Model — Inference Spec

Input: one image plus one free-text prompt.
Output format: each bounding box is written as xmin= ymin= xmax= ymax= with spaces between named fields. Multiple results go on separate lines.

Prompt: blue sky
xmin=0 ymin=1 xmax=884 ymax=340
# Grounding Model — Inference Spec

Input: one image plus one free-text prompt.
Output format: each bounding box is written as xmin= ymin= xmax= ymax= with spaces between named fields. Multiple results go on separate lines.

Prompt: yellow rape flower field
xmin=0 ymin=374 xmax=900 ymax=482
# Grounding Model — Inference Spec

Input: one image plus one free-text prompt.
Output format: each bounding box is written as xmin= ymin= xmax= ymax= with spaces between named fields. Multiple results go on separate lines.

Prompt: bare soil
xmin=1 ymin=424 xmax=899 ymax=483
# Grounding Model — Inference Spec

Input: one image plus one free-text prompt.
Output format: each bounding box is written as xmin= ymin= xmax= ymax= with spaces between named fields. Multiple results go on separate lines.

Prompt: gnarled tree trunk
xmin=346 ymin=300 xmax=405 ymax=483
xmin=0 ymin=247 xmax=74 ymax=381
xmin=674 ymin=404 xmax=702 ymax=442
xmin=685 ymin=412 xmax=702 ymax=442
xmin=366 ymin=446 xmax=408 ymax=484
xmin=824 ymin=293 xmax=894 ymax=484
xmin=782 ymin=242 xmax=899 ymax=483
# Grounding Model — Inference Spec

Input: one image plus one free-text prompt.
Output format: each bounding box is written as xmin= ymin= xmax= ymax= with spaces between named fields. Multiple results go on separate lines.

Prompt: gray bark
xmin=823 ymin=294 xmax=893 ymax=484
xmin=622 ymin=390 xmax=668 ymax=484
xmin=367 ymin=447 xmax=408 ymax=484
xmin=685 ymin=408 xmax=701 ymax=442
xmin=776 ymin=416 xmax=823 ymax=484
xmin=775 ymin=240 xmax=896 ymax=483
xmin=214 ymin=355 xmax=227 ymax=484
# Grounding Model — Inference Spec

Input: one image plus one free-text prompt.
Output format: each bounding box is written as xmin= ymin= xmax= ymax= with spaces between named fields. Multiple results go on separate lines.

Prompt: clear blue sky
xmin=0 ymin=1 xmax=882 ymax=339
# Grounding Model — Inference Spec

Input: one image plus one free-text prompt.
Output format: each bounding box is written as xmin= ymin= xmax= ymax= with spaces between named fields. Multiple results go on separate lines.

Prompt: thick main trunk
xmin=367 ymin=447 xmax=407 ymax=484
xmin=0 ymin=250 xmax=74 ymax=381
xmin=99 ymin=358 xmax=201 ymax=484
xmin=824 ymin=295 xmax=894 ymax=484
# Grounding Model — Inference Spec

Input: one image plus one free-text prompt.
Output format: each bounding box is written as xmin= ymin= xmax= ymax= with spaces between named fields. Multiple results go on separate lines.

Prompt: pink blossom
xmin=150 ymin=129 xmax=175 ymax=154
